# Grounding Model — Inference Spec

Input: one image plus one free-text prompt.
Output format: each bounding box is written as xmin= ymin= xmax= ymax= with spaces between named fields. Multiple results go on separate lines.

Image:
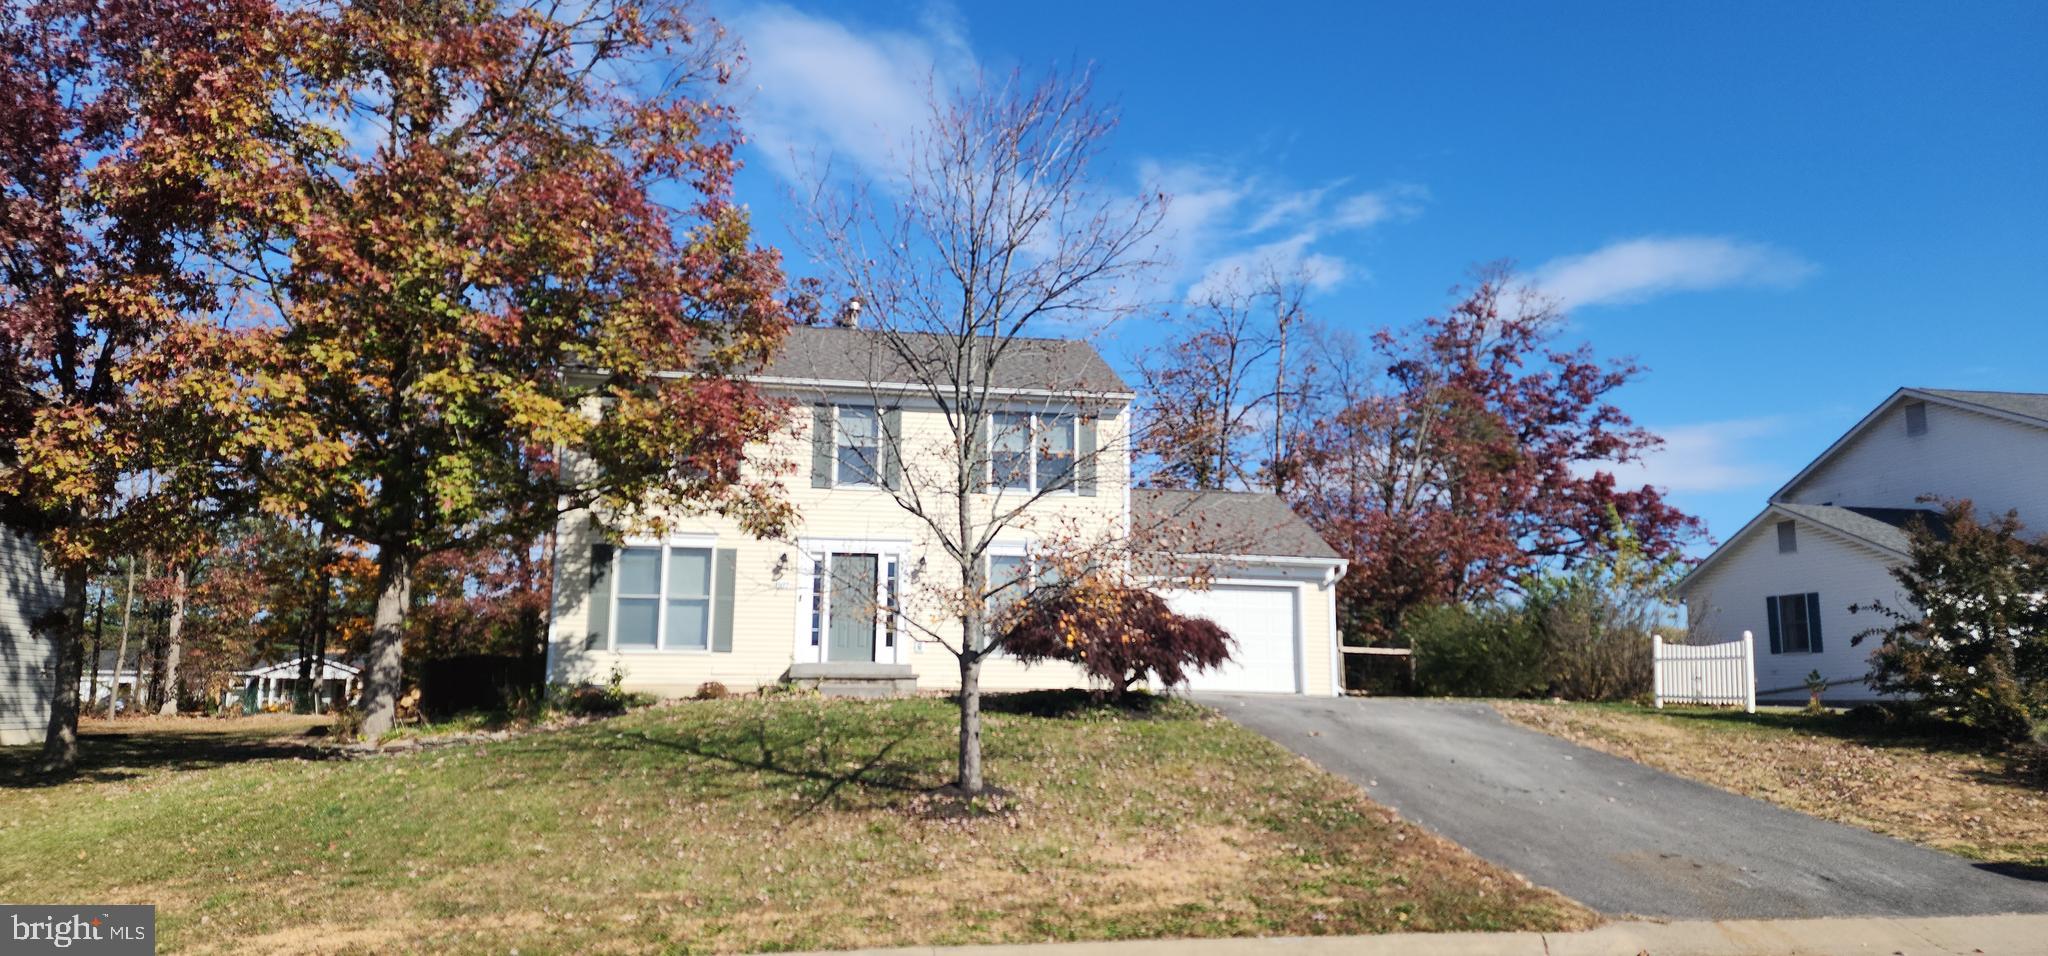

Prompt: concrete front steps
xmin=786 ymin=662 xmax=918 ymax=698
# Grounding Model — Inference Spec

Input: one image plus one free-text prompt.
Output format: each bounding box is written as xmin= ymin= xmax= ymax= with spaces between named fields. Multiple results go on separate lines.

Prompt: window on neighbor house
xmin=836 ymin=406 xmax=882 ymax=486
xmin=1770 ymin=591 xmax=1821 ymax=655
xmin=1905 ymin=401 xmax=1928 ymax=436
xmin=1777 ymin=520 xmax=1797 ymax=553
xmin=612 ymin=545 xmax=714 ymax=651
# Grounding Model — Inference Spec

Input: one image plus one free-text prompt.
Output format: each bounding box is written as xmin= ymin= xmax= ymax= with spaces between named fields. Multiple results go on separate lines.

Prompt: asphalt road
xmin=1202 ymin=694 xmax=2048 ymax=920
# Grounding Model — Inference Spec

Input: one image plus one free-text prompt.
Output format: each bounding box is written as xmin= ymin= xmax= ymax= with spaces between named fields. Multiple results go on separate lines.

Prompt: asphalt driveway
xmin=1203 ymin=694 xmax=2048 ymax=920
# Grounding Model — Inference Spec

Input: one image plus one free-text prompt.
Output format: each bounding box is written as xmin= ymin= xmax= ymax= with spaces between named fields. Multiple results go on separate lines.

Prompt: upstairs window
xmin=1777 ymin=520 xmax=1797 ymax=554
xmin=1037 ymin=414 xmax=1076 ymax=491
xmin=991 ymin=412 xmax=1032 ymax=490
xmin=836 ymin=406 xmax=881 ymax=486
xmin=988 ymin=411 xmax=1080 ymax=493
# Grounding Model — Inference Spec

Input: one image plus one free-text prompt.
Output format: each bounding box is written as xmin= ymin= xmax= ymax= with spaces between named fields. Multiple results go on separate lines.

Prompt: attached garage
xmin=1134 ymin=489 xmax=1348 ymax=697
xmin=1161 ymin=584 xmax=1301 ymax=694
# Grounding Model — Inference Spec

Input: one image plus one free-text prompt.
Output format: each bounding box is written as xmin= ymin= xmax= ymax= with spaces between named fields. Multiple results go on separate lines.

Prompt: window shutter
xmin=1076 ymin=417 xmax=1098 ymax=496
xmin=811 ymin=404 xmax=834 ymax=488
xmin=1805 ymin=592 xmax=1823 ymax=653
xmin=1764 ymin=595 xmax=1782 ymax=655
xmin=586 ymin=544 xmax=614 ymax=650
xmin=882 ymin=407 xmax=903 ymax=491
xmin=971 ymin=413 xmax=990 ymax=492
xmin=711 ymin=548 xmax=738 ymax=652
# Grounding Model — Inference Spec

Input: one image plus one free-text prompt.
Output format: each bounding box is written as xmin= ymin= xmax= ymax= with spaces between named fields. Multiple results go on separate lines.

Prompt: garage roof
xmin=1133 ymin=488 xmax=1344 ymax=561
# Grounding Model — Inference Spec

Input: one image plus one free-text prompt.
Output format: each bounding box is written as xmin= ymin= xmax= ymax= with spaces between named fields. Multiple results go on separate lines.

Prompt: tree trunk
xmin=956 ymin=648 xmax=984 ymax=794
xmin=1272 ymin=314 xmax=1288 ymax=495
xmin=156 ymin=566 xmax=187 ymax=716
xmin=517 ymin=535 xmax=547 ymax=704
xmin=39 ymin=566 xmax=90 ymax=775
xmin=358 ymin=550 xmax=411 ymax=738
xmin=304 ymin=553 xmax=330 ymax=713
xmin=139 ymin=596 xmax=164 ymax=713
xmin=109 ymin=554 xmax=143 ymax=715
xmin=86 ymin=579 xmax=107 ymax=715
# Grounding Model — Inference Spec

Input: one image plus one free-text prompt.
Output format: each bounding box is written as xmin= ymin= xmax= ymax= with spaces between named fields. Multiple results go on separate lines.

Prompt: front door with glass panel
xmin=827 ymin=553 xmax=880 ymax=661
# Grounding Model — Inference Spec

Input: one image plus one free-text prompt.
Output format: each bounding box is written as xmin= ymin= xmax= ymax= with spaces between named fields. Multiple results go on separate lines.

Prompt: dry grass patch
xmin=1 ymin=694 xmax=1588 ymax=953
xmin=1497 ymin=700 xmax=2048 ymax=867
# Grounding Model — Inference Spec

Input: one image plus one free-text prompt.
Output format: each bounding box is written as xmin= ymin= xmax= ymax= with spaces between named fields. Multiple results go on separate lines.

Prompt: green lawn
xmin=1498 ymin=700 xmax=2048 ymax=869
xmin=1 ymin=695 xmax=1587 ymax=954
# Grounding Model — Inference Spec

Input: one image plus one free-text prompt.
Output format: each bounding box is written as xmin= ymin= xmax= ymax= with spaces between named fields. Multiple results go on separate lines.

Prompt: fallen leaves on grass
xmin=1496 ymin=701 xmax=2048 ymax=866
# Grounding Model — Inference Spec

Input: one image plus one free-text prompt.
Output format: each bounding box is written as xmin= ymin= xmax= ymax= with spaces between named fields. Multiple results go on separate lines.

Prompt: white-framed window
xmin=988 ymin=552 xmax=1030 ymax=621
xmin=611 ymin=544 xmax=715 ymax=652
xmin=836 ymin=406 xmax=882 ymax=487
xmin=988 ymin=411 xmax=1078 ymax=493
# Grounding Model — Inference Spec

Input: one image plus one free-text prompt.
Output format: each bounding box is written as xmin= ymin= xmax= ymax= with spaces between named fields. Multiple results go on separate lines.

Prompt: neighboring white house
xmin=1 ymin=527 xmax=63 ymax=746
xmin=222 ymin=657 xmax=363 ymax=713
xmin=549 ymin=326 xmax=1348 ymax=699
xmin=1677 ymin=388 xmax=2048 ymax=703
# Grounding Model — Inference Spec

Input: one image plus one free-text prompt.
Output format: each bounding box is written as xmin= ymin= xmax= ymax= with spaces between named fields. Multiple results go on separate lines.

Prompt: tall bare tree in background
xmin=1136 ymin=266 xmax=1317 ymax=492
xmin=798 ymin=68 xmax=1162 ymax=794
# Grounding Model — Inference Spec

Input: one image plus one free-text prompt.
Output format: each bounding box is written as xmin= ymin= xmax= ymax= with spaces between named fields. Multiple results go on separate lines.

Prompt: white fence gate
xmin=1653 ymin=631 xmax=1755 ymax=713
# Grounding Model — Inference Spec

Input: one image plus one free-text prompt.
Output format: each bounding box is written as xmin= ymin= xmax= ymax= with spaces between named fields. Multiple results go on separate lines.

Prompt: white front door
xmin=1162 ymin=585 xmax=1301 ymax=694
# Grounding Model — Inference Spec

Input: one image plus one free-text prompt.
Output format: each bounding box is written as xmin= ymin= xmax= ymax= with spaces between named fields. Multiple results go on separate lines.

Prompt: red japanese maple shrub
xmin=1001 ymin=580 xmax=1234 ymax=699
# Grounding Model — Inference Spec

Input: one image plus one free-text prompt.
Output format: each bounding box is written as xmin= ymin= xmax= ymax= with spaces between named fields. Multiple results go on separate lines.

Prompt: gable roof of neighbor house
xmin=1771 ymin=386 xmax=2048 ymax=502
xmin=1132 ymin=488 xmax=1344 ymax=561
xmin=1677 ymin=503 xmax=1945 ymax=594
xmin=757 ymin=326 xmax=1132 ymax=397
xmin=1914 ymin=388 xmax=2048 ymax=424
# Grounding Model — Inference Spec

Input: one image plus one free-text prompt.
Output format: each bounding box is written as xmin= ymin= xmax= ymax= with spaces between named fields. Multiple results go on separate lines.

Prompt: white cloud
xmin=1185 ymin=232 xmax=1349 ymax=301
xmin=1530 ymin=236 xmax=1816 ymax=311
xmin=728 ymin=4 xmax=1424 ymax=305
xmin=1329 ymin=183 xmax=1429 ymax=230
xmin=728 ymin=4 xmax=975 ymax=181
xmin=1596 ymin=416 xmax=1786 ymax=493
xmin=1142 ymin=162 xmax=1427 ymax=301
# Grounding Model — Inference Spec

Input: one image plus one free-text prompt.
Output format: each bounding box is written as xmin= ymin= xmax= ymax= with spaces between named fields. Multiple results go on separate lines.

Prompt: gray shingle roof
xmin=1774 ymin=503 xmax=1946 ymax=554
xmin=1132 ymin=488 xmax=1343 ymax=561
xmin=760 ymin=326 xmax=1130 ymax=395
xmin=1915 ymin=389 xmax=2048 ymax=425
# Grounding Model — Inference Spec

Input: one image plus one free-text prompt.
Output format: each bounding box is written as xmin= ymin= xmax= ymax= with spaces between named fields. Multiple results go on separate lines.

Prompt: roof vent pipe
xmin=835 ymin=297 xmax=862 ymax=329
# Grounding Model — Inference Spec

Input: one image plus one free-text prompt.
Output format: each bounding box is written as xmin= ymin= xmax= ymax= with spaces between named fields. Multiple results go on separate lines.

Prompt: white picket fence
xmin=1652 ymin=631 xmax=1755 ymax=713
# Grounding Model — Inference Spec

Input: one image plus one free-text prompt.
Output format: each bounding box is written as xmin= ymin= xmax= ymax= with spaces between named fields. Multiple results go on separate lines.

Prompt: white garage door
xmin=1162 ymin=585 xmax=1299 ymax=694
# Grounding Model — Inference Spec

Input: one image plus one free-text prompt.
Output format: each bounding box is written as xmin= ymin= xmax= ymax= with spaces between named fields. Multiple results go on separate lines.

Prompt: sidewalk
xmin=804 ymin=913 xmax=2048 ymax=955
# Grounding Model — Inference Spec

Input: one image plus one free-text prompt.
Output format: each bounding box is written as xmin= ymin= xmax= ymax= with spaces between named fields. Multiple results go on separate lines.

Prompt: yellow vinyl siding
xmin=551 ymin=399 xmax=1129 ymax=697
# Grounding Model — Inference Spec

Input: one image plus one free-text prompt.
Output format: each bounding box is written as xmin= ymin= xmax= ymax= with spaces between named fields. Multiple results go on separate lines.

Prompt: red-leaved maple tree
xmin=1288 ymin=269 xmax=1701 ymax=643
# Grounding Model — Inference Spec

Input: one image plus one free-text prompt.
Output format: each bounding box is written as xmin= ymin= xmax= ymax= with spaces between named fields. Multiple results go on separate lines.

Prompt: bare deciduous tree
xmin=1135 ymin=266 xmax=1318 ymax=492
xmin=796 ymin=68 xmax=1163 ymax=794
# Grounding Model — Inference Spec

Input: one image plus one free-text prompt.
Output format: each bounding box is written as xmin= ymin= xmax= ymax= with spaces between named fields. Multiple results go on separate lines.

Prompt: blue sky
xmin=710 ymin=0 xmax=2048 ymax=550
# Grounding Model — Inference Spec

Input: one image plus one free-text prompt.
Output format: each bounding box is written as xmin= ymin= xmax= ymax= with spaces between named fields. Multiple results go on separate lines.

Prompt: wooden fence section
xmin=1653 ymin=631 xmax=1755 ymax=713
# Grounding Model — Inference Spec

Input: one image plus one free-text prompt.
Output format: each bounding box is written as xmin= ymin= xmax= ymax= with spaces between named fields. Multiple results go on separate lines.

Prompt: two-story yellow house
xmin=547 ymin=325 xmax=1346 ymax=698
